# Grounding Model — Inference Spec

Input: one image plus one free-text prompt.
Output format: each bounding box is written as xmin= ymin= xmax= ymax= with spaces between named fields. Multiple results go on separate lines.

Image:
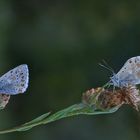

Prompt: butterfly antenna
xmin=102 ymin=59 xmax=115 ymax=74
xmin=99 ymin=63 xmax=114 ymax=73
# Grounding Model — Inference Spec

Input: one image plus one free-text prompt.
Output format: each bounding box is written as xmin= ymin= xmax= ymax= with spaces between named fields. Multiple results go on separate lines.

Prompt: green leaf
xmin=0 ymin=103 xmax=120 ymax=134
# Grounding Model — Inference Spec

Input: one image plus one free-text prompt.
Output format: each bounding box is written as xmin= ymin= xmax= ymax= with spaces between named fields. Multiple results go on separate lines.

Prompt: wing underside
xmin=116 ymin=56 xmax=140 ymax=85
xmin=0 ymin=64 xmax=29 ymax=95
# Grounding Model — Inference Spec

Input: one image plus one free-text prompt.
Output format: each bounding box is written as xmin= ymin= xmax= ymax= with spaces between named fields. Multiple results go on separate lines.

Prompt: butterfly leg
xmin=113 ymin=85 xmax=116 ymax=93
xmin=106 ymin=83 xmax=111 ymax=89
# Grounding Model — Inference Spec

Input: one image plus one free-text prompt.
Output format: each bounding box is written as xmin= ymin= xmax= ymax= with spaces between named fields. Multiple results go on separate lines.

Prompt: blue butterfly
xmin=110 ymin=56 xmax=140 ymax=87
xmin=0 ymin=64 xmax=29 ymax=95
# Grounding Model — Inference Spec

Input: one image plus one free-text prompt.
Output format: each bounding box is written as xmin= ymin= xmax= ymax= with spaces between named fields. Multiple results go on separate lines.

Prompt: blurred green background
xmin=0 ymin=0 xmax=140 ymax=140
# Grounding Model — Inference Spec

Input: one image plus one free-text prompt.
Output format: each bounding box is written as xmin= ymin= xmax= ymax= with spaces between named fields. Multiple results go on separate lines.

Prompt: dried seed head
xmin=82 ymin=86 xmax=140 ymax=111
xmin=123 ymin=86 xmax=140 ymax=111
xmin=82 ymin=88 xmax=104 ymax=106
xmin=98 ymin=89 xmax=125 ymax=109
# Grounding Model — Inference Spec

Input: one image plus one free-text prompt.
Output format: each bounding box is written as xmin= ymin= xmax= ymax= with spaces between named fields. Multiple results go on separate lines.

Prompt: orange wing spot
xmin=11 ymin=76 xmax=16 ymax=80
xmin=136 ymin=63 xmax=140 ymax=67
xmin=136 ymin=71 xmax=140 ymax=77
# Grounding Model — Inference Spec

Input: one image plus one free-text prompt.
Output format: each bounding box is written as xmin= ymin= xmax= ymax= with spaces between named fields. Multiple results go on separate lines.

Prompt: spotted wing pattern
xmin=112 ymin=56 xmax=140 ymax=87
xmin=0 ymin=64 xmax=29 ymax=95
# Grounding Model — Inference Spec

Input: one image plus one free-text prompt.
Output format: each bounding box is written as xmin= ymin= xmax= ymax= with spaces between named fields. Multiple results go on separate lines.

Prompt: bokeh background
xmin=0 ymin=0 xmax=140 ymax=140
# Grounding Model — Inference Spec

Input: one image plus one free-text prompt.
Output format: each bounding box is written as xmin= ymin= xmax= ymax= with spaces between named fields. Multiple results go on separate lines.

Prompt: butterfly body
xmin=0 ymin=64 xmax=29 ymax=95
xmin=110 ymin=56 xmax=140 ymax=88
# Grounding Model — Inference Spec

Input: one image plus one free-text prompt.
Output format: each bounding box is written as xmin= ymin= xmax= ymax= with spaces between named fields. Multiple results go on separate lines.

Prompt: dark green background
xmin=0 ymin=0 xmax=140 ymax=140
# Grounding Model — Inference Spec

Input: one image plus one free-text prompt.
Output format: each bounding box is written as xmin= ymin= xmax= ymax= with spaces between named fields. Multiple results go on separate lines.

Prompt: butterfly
xmin=110 ymin=56 xmax=140 ymax=87
xmin=0 ymin=64 xmax=29 ymax=95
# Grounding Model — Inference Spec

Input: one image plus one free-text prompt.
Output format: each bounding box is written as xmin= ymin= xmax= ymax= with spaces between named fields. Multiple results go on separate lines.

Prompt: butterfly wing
xmin=0 ymin=64 xmax=29 ymax=95
xmin=115 ymin=56 xmax=140 ymax=85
